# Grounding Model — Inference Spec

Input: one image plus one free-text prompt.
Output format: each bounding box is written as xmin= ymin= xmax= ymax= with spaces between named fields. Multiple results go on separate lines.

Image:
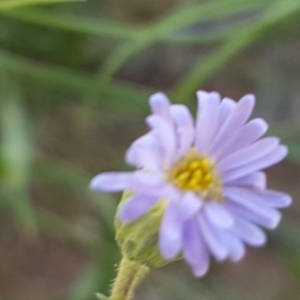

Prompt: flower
xmin=90 ymin=91 xmax=292 ymax=277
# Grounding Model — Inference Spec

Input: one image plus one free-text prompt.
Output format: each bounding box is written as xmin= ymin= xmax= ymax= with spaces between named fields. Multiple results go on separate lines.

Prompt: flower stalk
xmin=102 ymin=256 xmax=149 ymax=300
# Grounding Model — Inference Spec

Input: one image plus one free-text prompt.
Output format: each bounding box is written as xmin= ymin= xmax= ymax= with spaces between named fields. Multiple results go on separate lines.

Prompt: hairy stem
xmin=109 ymin=256 xmax=149 ymax=300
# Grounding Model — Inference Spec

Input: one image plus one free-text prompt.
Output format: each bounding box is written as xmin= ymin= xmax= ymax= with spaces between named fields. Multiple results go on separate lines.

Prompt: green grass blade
xmin=36 ymin=208 xmax=102 ymax=252
xmin=0 ymin=49 xmax=151 ymax=111
xmin=281 ymin=139 xmax=300 ymax=163
xmin=154 ymin=270 xmax=217 ymax=300
xmin=0 ymin=0 xmax=83 ymax=9
xmin=0 ymin=6 xmax=249 ymax=44
xmin=270 ymin=219 xmax=300 ymax=280
xmin=0 ymin=8 xmax=141 ymax=39
xmin=0 ymin=88 xmax=32 ymax=186
xmin=33 ymin=159 xmax=116 ymax=232
xmin=3 ymin=187 xmax=38 ymax=230
xmin=67 ymin=264 xmax=100 ymax=300
xmin=172 ymin=0 xmax=300 ymax=101
xmin=98 ymin=0 xmax=273 ymax=82
xmin=207 ymin=278 xmax=247 ymax=300
xmin=164 ymin=27 xmax=241 ymax=45
xmin=0 ymin=77 xmax=37 ymax=230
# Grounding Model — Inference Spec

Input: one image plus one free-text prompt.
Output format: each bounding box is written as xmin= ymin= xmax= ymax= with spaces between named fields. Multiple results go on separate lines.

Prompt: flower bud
xmin=115 ymin=191 xmax=181 ymax=268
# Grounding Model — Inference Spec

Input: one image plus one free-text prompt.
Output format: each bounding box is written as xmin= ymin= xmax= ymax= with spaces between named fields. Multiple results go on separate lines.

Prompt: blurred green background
xmin=1 ymin=0 xmax=300 ymax=299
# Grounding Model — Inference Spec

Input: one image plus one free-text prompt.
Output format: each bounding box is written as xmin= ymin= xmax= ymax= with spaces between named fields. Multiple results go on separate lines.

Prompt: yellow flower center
xmin=167 ymin=148 xmax=223 ymax=201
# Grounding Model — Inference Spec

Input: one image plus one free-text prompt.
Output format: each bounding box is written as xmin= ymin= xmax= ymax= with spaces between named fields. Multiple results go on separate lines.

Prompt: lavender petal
xmin=90 ymin=172 xmax=132 ymax=192
xmin=217 ymin=137 xmax=279 ymax=172
xmin=183 ymin=218 xmax=210 ymax=277
xmin=231 ymin=217 xmax=266 ymax=246
xmin=159 ymin=201 xmax=183 ymax=260
xmin=118 ymin=194 xmax=160 ymax=223
xmin=198 ymin=212 xmax=228 ymax=261
xmin=204 ymin=201 xmax=234 ymax=228
xmin=195 ymin=91 xmax=221 ymax=153
xmin=223 ymin=145 xmax=288 ymax=182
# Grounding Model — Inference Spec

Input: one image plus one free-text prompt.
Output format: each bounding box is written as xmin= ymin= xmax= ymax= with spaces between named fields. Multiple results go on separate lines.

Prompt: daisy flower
xmin=91 ymin=91 xmax=292 ymax=277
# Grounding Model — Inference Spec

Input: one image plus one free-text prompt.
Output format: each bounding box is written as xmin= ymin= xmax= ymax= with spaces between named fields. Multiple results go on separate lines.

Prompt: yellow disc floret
xmin=168 ymin=148 xmax=223 ymax=201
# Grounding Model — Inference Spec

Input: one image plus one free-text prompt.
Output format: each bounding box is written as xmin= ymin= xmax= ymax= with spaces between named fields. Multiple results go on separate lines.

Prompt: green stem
xmin=109 ymin=256 xmax=149 ymax=300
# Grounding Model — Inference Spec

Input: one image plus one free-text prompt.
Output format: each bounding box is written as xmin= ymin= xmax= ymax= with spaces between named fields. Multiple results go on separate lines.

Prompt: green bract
xmin=115 ymin=191 xmax=181 ymax=268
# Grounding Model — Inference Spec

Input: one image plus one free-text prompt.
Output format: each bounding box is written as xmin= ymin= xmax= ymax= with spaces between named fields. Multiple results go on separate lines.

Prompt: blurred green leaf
xmin=0 ymin=86 xmax=32 ymax=186
xmin=207 ymin=278 xmax=247 ymax=300
xmin=270 ymin=219 xmax=300 ymax=279
xmin=0 ymin=76 xmax=37 ymax=230
xmin=33 ymin=159 xmax=116 ymax=233
xmin=68 ymin=264 xmax=100 ymax=300
xmin=2 ymin=186 xmax=37 ymax=230
xmin=154 ymin=270 xmax=217 ymax=300
xmin=1 ymin=7 xmax=249 ymax=45
xmin=172 ymin=0 xmax=300 ymax=101
xmin=282 ymin=139 xmax=300 ymax=163
xmin=1 ymin=7 xmax=141 ymax=39
xmin=36 ymin=208 xmax=100 ymax=250
xmin=0 ymin=49 xmax=151 ymax=111
xmin=0 ymin=0 xmax=83 ymax=10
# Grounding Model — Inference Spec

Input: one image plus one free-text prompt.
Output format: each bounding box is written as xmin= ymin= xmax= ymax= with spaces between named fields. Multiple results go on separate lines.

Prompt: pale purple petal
xmin=136 ymin=147 xmax=162 ymax=171
xmin=170 ymin=104 xmax=194 ymax=129
xmin=159 ymin=201 xmax=183 ymax=260
xmin=146 ymin=115 xmax=177 ymax=165
xmin=126 ymin=144 xmax=162 ymax=172
xmin=149 ymin=92 xmax=172 ymax=125
xmin=220 ymin=118 xmax=268 ymax=158
xmin=220 ymin=231 xmax=245 ymax=262
xmin=256 ymin=190 xmax=292 ymax=208
xmin=183 ymin=218 xmax=210 ymax=277
xmin=253 ymin=189 xmax=292 ymax=208
xmin=170 ymin=105 xmax=194 ymax=160
xmin=218 ymin=98 xmax=236 ymax=127
xmin=118 ymin=194 xmax=160 ymax=222
xmin=209 ymin=94 xmax=255 ymax=158
xmin=224 ymin=187 xmax=281 ymax=229
xmin=90 ymin=172 xmax=132 ymax=192
xmin=226 ymin=172 xmax=266 ymax=189
xmin=217 ymin=137 xmax=279 ymax=172
xmin=163 ymin=184 xmax=182 ymax=201
xmin=223 ymin=145 xmax=288 ymax=182
xmin=225 ymin=201 xmax=281 ymax=229
xmin=204 ymin=201 xmax=234 ymax=228
xmin=195 ymin=91 xmax=221 ymax=153
xmin=179 ymin=192 xmax=202 ymax=219
xmin=176 ymin=127 xmax=194 ymax=161
xmin=126 ymin=132 xmax=162 ymax=171
xmin=198 ymin=213 xmax=228 ymax=261
xmin=129 ymin=171 xmax=164 ymax=194
xmin=231 ymin=217 xmax=266 ymax=246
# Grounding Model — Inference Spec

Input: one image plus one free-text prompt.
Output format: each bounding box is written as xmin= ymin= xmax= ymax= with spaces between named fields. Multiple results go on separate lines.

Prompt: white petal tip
xmin=255 ymin=118 xmax=269 ymax=132
xmin=244 ymin=93 xmax=255 ymax=101
xmin=196 ymin=90 xmax=210 ymax=100
xmin=193 ymin=267 xmax=209 ymax=277
xmin=230 ymin=255 xmax=245 ymax=263
xmin=283 ymin=195 xmax=293 ymax=207
xmin=145 ymin=115 xmax=157 ymax=127
xmin=149 ymin=92 xmax=170 ymax=106
xmin=254 ymin=239 xmax=267 ymax=247
xmin=89 ymin=172 xmax=131 ymax=193
xmin=89 ymin=175 xmax=103 ymax=191
xmin=268 ymin=213 xmax=282 ymax=230
xmin=240 ymin=93 xmax=256 ymax=108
